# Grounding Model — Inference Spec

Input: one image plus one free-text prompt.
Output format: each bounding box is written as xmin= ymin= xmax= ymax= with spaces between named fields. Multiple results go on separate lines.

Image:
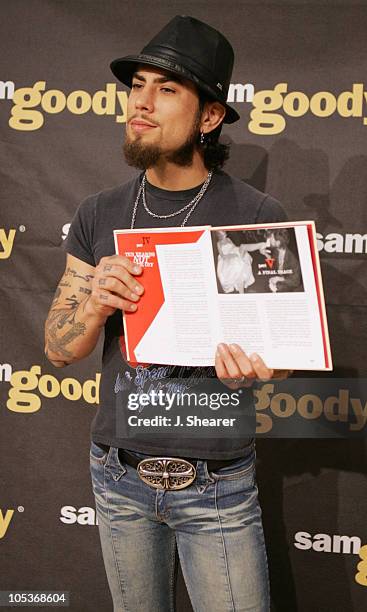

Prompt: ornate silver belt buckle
xmin=137 ymin=457 xmax=196 ymax=490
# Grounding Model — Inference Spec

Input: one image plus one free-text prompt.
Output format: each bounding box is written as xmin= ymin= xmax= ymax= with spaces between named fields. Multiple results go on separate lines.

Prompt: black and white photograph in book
xmin=212 ymin=227 xmax=305 ymax=294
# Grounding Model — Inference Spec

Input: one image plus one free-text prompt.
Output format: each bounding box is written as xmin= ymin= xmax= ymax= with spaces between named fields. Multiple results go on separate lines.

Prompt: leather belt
xmin=95 ymin=444 xmax=244 ymax=491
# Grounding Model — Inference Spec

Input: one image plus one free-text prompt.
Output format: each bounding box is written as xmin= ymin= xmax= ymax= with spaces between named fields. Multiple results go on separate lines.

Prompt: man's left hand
xmin=215 ymin=343 xmax=291 ymax=390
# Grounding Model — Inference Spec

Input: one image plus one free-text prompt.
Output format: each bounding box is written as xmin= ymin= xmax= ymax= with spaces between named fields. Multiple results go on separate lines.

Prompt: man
xmin=266 ymin=229 xmax=303 ymax=293
xmin=45 ymin=16 xmax=289 ymax=612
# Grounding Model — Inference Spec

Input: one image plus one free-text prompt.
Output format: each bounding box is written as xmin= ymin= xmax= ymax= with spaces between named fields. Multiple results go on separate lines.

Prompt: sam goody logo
xmin=294 ymin=531 xmax=367 ymax=587
xmin=0 ymin=363 xmax=12 ymax=382
xmin=0 ymin=229 xmax=16 ymax=259
xmin=3 ymin=78 xmax=367 ymax=134
xmin=6 ymin=365 xmax=100 ymax=413
xmin=316 ymin=232 xmax=367 ymax=254
xmin=295 ymin=531 xmax=361 ymax=554
xmin=0 ymin=506 xmax=24 ymax=539
xmin=255 ymin=383 xmax=367 ymax=434
xmin=60 ymin=505 xmax=98 ymax=526
xmin=1 ymin=80 xmax=127 ymax=131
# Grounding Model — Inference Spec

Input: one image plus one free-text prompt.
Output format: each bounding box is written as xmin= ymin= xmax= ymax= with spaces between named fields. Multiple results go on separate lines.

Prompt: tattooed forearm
xmin=45 ymin=258 xmax=101 ymax=365
xmin=45 ymin=347 xmax=70 ymax=367
xmin=51 ymin=287 xmax=61 ymax=307
xmin=65 ymin=267 xmax=94 ymax=282
xmin=45 ymin=292 xmax=89 ymax=359
xmin=46 ymin=312 xmax=86 ymax=358
xmin=47 ymin=322 xmax=86 ymax=358
xmin=65 ymin=294 xmax=81 ymax=309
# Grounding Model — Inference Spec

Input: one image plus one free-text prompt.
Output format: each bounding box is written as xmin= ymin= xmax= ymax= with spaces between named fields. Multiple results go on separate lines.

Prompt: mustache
xmin=128 ymin=114 xmax=160 ymax=127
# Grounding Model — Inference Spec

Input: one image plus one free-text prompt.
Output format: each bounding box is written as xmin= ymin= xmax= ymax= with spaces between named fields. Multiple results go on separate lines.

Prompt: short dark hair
xmin=197 ymin=91 xmax=230 ymax=171
xmin=265 ymin=229 xmax=290 ymax=248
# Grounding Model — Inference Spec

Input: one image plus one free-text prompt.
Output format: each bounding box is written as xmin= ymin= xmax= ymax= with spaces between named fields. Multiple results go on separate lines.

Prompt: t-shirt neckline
xmin=144 ymin=171 xmax=217 ymax=202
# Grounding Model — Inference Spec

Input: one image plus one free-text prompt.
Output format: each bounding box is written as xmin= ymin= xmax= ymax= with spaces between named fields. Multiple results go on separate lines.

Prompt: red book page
xmin=115 ymin=229 xmax=205 ymax=363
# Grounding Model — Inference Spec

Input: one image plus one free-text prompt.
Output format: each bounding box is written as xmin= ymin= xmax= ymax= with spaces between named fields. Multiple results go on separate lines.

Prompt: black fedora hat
xmin=110 ymin=15 xmax=239 ymax=124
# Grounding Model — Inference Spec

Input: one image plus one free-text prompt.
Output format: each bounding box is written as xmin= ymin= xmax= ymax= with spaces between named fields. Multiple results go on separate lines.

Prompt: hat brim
xmin=110 ymin=54 xmax=240 ymax=124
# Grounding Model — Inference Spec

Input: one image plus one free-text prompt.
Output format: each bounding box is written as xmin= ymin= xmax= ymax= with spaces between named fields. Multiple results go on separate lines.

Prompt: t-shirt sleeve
xmin=63 ymin=194 xmax=97 ymax=266
xmin=255 ymin=194 xmax=288 ymax=224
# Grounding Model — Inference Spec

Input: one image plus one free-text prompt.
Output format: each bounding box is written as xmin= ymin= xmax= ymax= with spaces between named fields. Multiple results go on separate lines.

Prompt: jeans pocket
xmin=90 ymin=441 xmax=110 ymax=466
xmin=209 ymin=450 xmax=255 ymax=481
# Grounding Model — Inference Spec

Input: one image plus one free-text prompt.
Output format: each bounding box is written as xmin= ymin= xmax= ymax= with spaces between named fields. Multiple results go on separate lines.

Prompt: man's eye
xmin=132 ymin=83 xmax=143 ymax=89
xmin=161 ymin=87 xmax=175 ymax=93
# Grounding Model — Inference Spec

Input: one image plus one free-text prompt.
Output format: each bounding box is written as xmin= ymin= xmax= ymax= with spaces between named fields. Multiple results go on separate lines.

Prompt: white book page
xmin=134 ymin=230 xmax=220 ymax=365
xmin=213 ymin=224 xmax=328 ymax=369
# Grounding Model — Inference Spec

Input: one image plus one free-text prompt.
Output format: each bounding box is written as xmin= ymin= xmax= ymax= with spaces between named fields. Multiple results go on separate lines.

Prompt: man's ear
xmin=201 ymin=101 xmax=226 ymax=135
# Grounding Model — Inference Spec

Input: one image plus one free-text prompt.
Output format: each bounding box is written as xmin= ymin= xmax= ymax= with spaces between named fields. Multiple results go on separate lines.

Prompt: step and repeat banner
xmin=1 ymin=1 xmax=367 ymax=611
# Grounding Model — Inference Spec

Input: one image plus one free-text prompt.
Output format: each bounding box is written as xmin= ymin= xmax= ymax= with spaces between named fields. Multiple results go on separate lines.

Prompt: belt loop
xmin=106 ymin=447 xmax=126 ymax=481
xmin=202 ymin=460 xmax=215 ymax=483
xmin=105 ymin=445 xmax=115 ymax=467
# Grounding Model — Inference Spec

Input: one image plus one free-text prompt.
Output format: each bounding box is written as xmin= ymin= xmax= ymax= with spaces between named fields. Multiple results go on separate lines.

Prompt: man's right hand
xmin=45 ymin=253 xmax=145 ymax=367
xmin=88 ymin=255 xmax=144 ymax=318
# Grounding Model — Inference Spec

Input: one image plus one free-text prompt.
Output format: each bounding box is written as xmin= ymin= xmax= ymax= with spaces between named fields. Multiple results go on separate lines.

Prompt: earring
xmin=200 ymin=131 xmax=205 ymax=145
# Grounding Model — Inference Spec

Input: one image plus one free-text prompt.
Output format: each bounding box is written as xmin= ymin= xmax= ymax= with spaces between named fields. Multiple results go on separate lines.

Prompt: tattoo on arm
xmin=65 ymin=267 xmax=94 ymax=282
xmin=51 ymin=287 xmax=61 ymax=307
xmin=45 ymin=346 xmax=70 ymax=367
xmin=46 ymin=292 xmax=89 ymax=358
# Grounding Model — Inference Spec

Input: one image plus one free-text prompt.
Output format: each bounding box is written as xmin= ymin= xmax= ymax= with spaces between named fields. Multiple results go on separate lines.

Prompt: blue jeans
xmin=90 ymin=441 xmax=269 ymax=612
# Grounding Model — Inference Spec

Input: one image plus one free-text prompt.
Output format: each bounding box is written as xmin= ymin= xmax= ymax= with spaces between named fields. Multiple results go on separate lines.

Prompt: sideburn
xmin=165 ymin=110 xmax=201 ymax=166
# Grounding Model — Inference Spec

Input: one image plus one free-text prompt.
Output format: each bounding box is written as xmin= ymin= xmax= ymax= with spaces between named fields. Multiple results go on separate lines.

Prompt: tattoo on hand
xmin=99 ymin=278 xmax=107 ymax=286
xmin=103 ymin=264 xmax=113 ymax=272
xmin=79 ymin=286 xmax=92 ymax=294
xmin=64 ymin=294 xmax=81 ymax=311
xmin=99 ymin=294 xmax=108 ymax=301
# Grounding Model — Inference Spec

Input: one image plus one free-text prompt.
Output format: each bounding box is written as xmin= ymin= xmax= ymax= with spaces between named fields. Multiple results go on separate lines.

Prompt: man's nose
xmin=134 ymin=87 xmax=154 ymax=112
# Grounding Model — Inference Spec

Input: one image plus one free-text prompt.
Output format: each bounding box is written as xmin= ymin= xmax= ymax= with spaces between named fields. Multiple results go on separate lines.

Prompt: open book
xmin=114 ymin=222 xmax=332 ymax=370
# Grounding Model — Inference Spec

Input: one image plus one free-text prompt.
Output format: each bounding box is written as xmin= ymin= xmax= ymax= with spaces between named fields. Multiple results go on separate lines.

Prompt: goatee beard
xmin=123 ymin=115 xmax=201 ymax=170
xmin=123 ymin=140 xmax=161 ymax=170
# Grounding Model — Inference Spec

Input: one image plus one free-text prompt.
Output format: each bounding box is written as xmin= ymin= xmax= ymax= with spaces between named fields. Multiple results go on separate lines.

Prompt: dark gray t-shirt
xmin=65 ymin=170 xmax=287 ymax=459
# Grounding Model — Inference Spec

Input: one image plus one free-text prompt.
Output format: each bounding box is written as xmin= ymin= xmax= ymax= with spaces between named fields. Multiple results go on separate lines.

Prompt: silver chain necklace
xmin=130 ymin=170 xmax=213 ymax=229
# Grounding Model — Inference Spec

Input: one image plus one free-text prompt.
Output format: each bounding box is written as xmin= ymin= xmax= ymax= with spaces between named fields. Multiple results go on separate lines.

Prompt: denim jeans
xmin=90 ymin=441 xmax=269 ymax=612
